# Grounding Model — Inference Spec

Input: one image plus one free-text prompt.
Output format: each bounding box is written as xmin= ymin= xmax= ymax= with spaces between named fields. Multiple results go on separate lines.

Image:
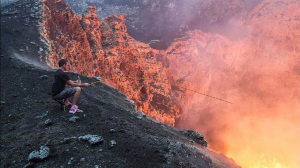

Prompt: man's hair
xmin=58 ymin=59 xmax=67 ymax=67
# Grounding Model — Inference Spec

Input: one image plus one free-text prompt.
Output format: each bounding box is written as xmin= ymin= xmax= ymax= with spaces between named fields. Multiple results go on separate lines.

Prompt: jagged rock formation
xmin=40 ymin=0 xmax=181 ymax=126
xmin=64 ymin=0 xmax=264 ymax=49
xmin=1 ymin=0 xmax=181 ymax=126
xmin=1 ymin=0 xmax=299 ymax=167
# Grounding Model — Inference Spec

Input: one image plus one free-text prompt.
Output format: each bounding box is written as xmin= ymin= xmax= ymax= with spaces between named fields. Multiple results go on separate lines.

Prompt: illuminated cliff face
xmin=41 ymin=0 xmax=181 ymax=126
xmin=40 ymin=0 xmax=299 ymax=167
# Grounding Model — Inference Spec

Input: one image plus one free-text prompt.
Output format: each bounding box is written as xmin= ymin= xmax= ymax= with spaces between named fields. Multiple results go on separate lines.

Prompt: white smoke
xmin=13 ymin=52 xmax=53 ymax=71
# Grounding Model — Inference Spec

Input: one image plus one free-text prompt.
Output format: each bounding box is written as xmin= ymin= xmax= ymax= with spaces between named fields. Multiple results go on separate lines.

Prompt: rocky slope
xmin=41 ymin=0 xmax=182 ymax=126
xmin=1 ymin=0 xmax=18 ymax=7
xmin=1 ymin=0 xmax=299 ymax=167
xmin=0 ymin=42 xmax=241 ymax=167
xmin=1 ymin=0 xmax=181 ymax=126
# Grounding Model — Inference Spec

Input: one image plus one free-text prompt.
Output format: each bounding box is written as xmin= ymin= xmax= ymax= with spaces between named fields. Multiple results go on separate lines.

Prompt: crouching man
xmin=52 ymin=59 xmax=90 ymax=114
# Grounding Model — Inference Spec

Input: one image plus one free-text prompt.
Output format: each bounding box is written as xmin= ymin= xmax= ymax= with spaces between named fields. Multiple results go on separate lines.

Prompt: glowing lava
xmin=170 ymin=0 xmax=300 ymax=167
xmin=40 ymin=0 xmax=181 ymax=126
xmin=40 ymin=0 xmax=300 ymax=167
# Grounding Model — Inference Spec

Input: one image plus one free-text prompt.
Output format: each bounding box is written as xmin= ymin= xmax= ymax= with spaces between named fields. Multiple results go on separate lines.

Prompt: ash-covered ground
xmin=0 ymin=0 xmax=241 ymax=167
xmin=0 ymin=48 xmax=240 ymax=168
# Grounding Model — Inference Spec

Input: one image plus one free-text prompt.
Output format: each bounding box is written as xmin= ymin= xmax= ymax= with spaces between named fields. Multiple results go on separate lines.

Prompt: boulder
xmin=78 ymin=134 xmax=104 ymax=145
xmin=44 ymin=119 xmax=52 ymax=126
xmin=109 ymin=140 xmax=116 ymax=149
xmin=39 ymin=75 xmax=48 ymax=79
xmin=28 ymin=146 xmax=50 ymax=162
xmin=69 ymin=116 xmax=79 ymax=123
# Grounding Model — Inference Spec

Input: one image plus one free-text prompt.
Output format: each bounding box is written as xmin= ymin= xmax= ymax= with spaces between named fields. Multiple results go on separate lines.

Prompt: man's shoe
xmin=69 ymin=105 xmax=78 ymax=114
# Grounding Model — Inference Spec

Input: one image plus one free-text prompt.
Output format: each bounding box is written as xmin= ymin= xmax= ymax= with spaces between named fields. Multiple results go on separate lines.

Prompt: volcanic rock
xmin=64 ymin=0 xmax=264 ymax=49
xmin=28 ymin=146 xmax=50 ymax=162
xmin=44 ymin=119 xmax=52 ymax=126
xmin=109 ymin=140 xmax=117 ymax=149
xmin=38 ymin=0 xmax=180 ymax=126
xmin=0 ymin=48 xmax=241 ymax=167
xmin=61 ymin=137 xmax=75 ymax=144
xmin=2 ymin=0 xmax=297 ymax=167
xmin=35 ymin=111 xmax=49 ymax=119
xmin=109 ymin=129 xmax=116 ymax=133
xmin=181 ymin=130 xmax=208 ymax=147
xmin=68 ymin=157 xmax=74 ymax=165
xmin=68 ymin=116 xmax=79 ymax=123
xmin=39 ymin=75 xmax=48 ymax=79
xmin=23 ymin=162 xmax=35 ymax=168
xmin=78 ymin=134 xmax=104 ymax=145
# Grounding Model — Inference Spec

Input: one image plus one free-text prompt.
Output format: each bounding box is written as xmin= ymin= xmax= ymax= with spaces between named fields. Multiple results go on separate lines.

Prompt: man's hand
xmin=82 ymin=83 xmax=90 ymax=87
xmin=95 ymin=76 xmax=101 ymax=81
xmin=78 ymin=76 xmax=81 ymax=84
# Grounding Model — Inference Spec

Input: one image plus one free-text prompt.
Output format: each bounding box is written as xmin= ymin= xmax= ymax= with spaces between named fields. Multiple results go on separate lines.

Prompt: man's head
xmin=58 ymin=59 xmax=67 ymax=71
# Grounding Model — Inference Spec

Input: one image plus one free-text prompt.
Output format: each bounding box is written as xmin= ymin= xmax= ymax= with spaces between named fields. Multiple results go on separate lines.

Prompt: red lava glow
xmin=172 ymin=0 xmax=300 ymax=167
xmin=40 ymin=0 xmax=300 ymax=167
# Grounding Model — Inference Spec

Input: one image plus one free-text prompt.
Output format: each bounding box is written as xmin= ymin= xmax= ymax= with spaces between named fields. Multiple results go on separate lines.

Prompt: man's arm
xmin=72 ymin=76 xmax=81 ymax=84
xmin=67 ymin=80 xmax=90 ymax=87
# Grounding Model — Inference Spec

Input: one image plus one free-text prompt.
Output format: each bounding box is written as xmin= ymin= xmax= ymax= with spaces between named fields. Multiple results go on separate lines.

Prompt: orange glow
xmin=172 ymin=0 xmax=300 ymax=168
xmin=41 ymin=0 xmax=179 ymax=126
xmin=41 ymin=0 xmax=299 ymax=167
xmin=221 ymin=101 xmax=300 ymax=168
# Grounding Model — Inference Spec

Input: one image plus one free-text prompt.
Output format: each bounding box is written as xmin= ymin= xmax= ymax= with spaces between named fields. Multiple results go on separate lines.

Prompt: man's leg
xmin=72 ymin=87 xmax=81 ymax=105
xmin=53 ymin=88 xmax=77 ymax=104
xmin=64 ymin=84 xmax=72 ymax=106
xmin=64 ymin=98 xmax=71 ymax=106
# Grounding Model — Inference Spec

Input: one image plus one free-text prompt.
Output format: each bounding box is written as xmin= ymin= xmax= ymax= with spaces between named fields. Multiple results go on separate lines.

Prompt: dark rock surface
xmin=0 ymin=46 xmax=240 ymax=168
xmin=1 ymin=0 xmax=50 ymax=64
xmin=1 ymin=0 xmax=18 ymax=7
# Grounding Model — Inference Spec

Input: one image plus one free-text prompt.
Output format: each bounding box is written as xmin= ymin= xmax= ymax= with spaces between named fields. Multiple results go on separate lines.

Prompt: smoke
xmin=172 ymin=0 xmax=300 ymax=167
xmin=13 ymin=52 xmax=52 ymax=71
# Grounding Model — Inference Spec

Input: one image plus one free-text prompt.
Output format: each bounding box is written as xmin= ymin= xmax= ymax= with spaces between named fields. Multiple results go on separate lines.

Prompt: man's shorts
xmin=53 ymin=87 xmax=77 ymax=100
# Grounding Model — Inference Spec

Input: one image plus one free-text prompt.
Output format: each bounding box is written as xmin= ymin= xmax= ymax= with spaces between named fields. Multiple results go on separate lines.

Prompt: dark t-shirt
xmin=52 ymin=69 xmax=70 ymax=96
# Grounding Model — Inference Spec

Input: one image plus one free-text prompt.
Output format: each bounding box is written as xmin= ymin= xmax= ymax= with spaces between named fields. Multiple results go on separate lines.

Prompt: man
xmin=52 ymin=59 xmax=90 ymax=114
